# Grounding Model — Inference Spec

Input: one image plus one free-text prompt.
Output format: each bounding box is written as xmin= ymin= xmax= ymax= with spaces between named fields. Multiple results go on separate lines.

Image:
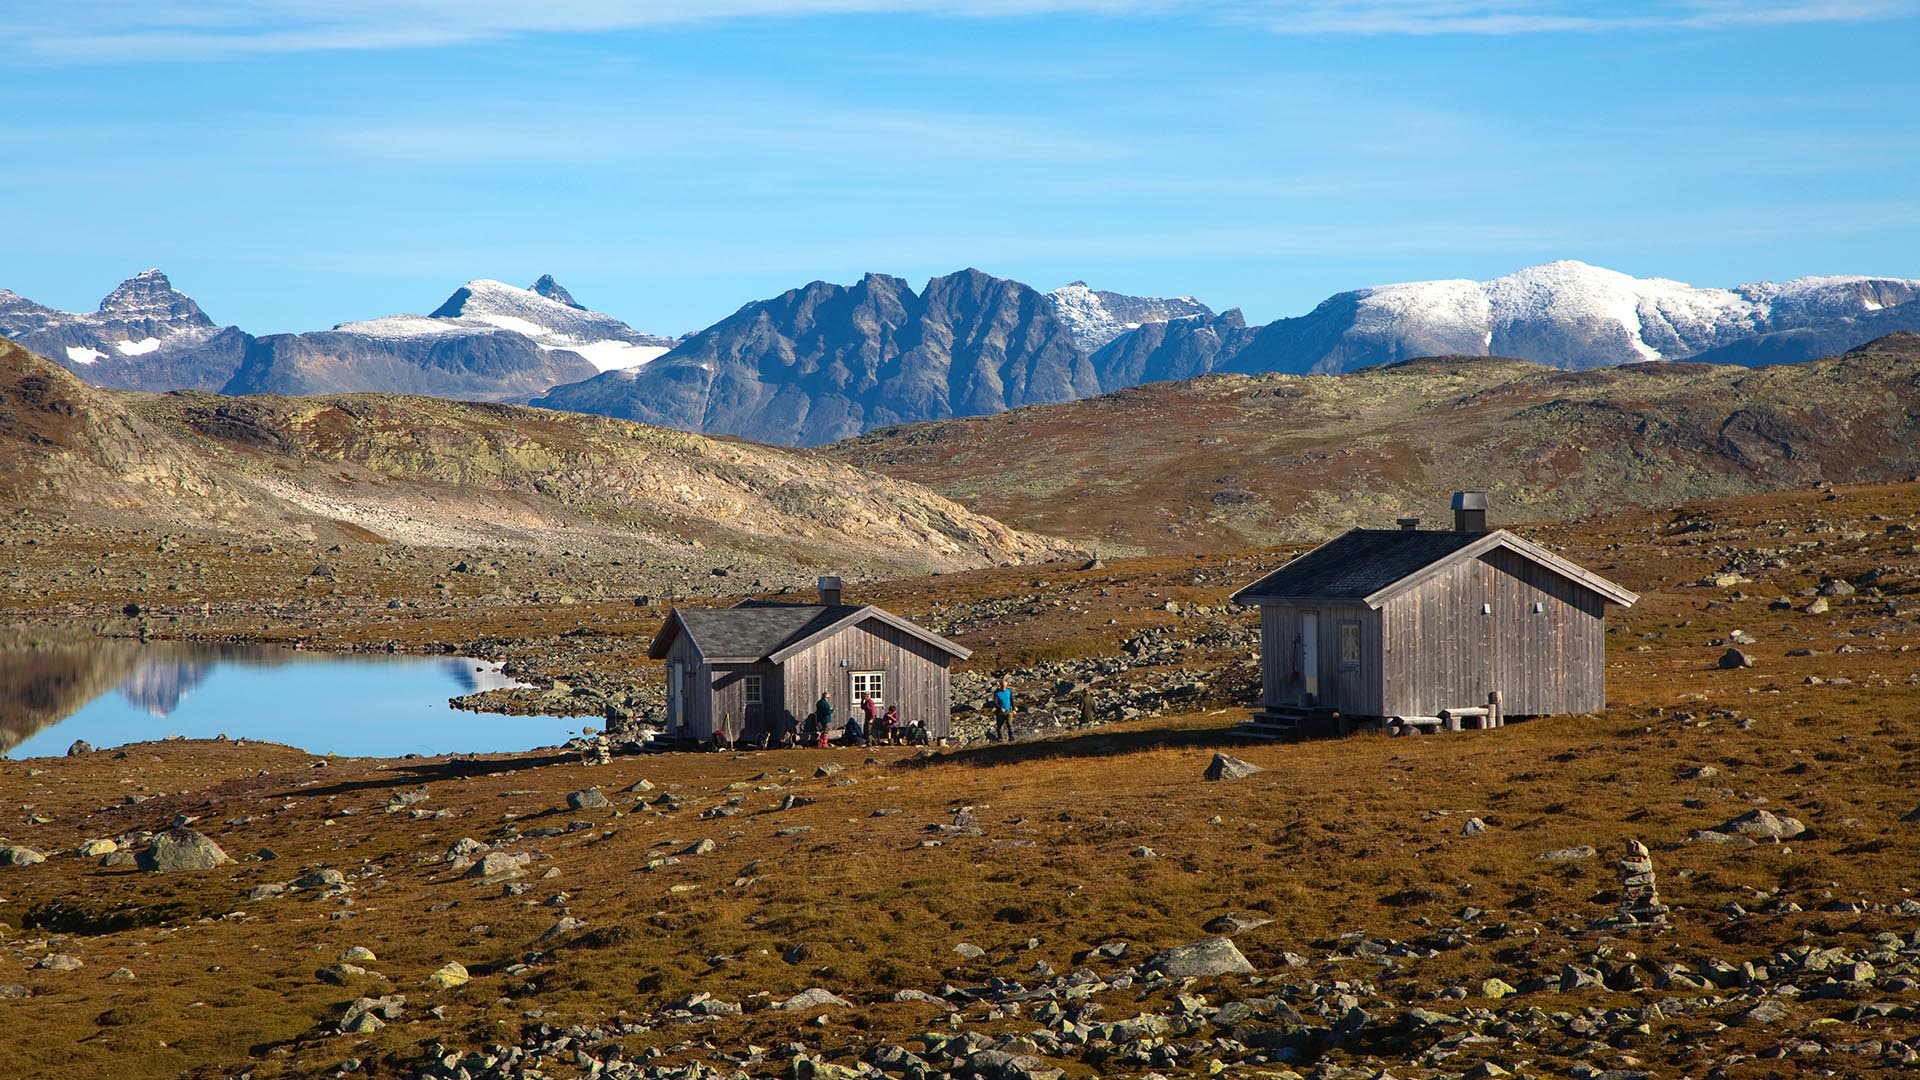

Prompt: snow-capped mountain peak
xmin=1045 ymin=281 xmax=1214 ymax=352
xmin=97 ymin=268 xmax=212 ymax=328
xmin=418 ymin=277 xmax=673 ymax=372
xmin=531 ymin=274 xmax=583 ymax=310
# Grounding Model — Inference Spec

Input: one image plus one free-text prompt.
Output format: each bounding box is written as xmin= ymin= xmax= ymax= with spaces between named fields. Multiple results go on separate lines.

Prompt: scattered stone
xmin=1203 ymin=753 xmax=1263 ymax=781
xmin=815 ymin=763 xmax=843 ymax=778
xmin=1718 ymin=648 xmax=1755 ymax=669
xmin=1462 ymin=817 xmax=1488 ymax=836
xmin=463 ymin=852 xmax=530 ymax=879
xmin=105 ymin=968 xmax=135 ymax=983
xmin=37 ymin=954 xmax=83 ymax=971
xmin=1733 ymin=998 xmax=1792 ymax=1026
xmin=954 ymin=943 xmax=986 ymax=960
xmin=1817 ymin=578 xmax=1855 ymax=597
xmin=136 ymin=828 xmax=232 ymax=872
xmin=1536 ymin=845 xmax=1598 ymax=862
xmin=680 ymin=838 xmax=716 ymax=856
xmin=1143 ymin=937 xmax=1255 ymax=978
xmin=1481 ymin=977 xmax=1516 ymax=998
xmin=424 ymin=962 xmax=469 ymax=990
xmin=0 ymin=986 xmax=27 ymax=1000
xmin=0 ymin=845 xmax=45 ymax=868
xmin=1805 ymin=597 xmax=1831 ymax=614
xmin=66 ymin=739 xmax=93 ymax=756
xmin=341 ymin=946 xmax=377 ymax=963
xmin=292 ymin=869 xmax=347 ymax=890
xmin=1203 ymin=912 xmax=1273 ymax=935
xmin=74 ymin=838 xmax=117 ymax=857
xmin=774 ymin=987 xmax=853 ymax=1011
xmin=1712 ymin=809 xmax=1807 ymax=840
xmin=622 ymin=779 xmax=655 ymax=794
xmin=566 ymin=787 xmax=610 ymax=810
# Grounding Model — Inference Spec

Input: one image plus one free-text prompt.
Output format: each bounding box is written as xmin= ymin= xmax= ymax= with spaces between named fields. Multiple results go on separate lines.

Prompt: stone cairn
xmin=1612 ymin=838 xmax=1670 ymax=928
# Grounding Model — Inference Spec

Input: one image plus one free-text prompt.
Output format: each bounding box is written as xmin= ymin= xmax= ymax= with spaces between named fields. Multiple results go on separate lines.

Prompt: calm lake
xmin=1 ymin=641 xmax=586 ymax=759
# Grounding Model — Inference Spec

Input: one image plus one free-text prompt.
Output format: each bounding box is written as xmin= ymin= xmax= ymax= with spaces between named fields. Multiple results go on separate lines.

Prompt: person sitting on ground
xmin=882 ymin=703 xmax=902 ymax=745
xmin=906 ymin=717 xmax=929 ymax=746
xmin=711 ymin=727 xmax=733 ymax=751
xmin=843 ymin=714 xmax=864 ymax=746
xmin=777 ymin=725 xmax=796 ymax=749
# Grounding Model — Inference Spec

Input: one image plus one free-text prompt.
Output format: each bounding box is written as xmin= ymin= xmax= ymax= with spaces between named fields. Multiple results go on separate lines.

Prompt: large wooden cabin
xmin=1231 ymin=492 xmax=1638 ymax=738
xmin=647 ymin=577 xmax=970 ymax=745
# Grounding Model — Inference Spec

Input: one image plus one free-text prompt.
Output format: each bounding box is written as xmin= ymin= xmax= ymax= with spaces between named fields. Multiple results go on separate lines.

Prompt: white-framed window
xmin=850 ymin=671 xmax=884 ymax=707
xmin=743 ymin=675 xmax=763 ymax=706
xmin=1337 ymin=621 xmax=1362 ymax=671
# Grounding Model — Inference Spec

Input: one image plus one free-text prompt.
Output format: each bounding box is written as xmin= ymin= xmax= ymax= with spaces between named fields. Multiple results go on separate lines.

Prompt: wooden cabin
xmin=1230 ymin=492 xmax=1638 ymax=738
xmin=646 ymin=577 xmax=970 ymax=745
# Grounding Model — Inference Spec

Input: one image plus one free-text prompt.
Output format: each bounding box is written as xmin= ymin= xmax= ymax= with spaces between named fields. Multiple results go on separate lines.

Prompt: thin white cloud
xmin=14 ymin=1 xmax=1911 ymax=61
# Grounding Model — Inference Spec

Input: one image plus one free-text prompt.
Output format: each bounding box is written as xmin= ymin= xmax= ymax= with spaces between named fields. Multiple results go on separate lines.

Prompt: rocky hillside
xmin=832 ymin=334 xmax=1920 ymax=553
xmin=1044 ymin=281 xmax=1214 ymax=352
xmin=0 ymin=339 xmax=1075 ymax=578
xmin=532 ymin=269 xmax=1102 ymax=446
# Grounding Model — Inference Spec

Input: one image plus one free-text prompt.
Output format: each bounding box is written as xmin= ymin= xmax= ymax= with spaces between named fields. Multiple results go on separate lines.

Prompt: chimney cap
xmin=1450 ymin=491 xmax=1488 ymax=511
xmin=817 ymin=575 xmax=843 ymax=588
xmin=1395 ymin=517 xmax=1421 ymax=531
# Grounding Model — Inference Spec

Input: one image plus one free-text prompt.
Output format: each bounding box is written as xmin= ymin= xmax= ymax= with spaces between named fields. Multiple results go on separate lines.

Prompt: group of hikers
xmin=706 ymin=676 xmax=1019 ymax=751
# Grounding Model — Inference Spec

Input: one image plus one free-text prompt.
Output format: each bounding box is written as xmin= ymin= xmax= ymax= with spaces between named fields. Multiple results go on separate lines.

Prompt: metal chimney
xmin=1451 ymin=491 xmax=1488 ymax=533
xmin=1396 ymin=517 xmax=1421 ymax=531
xmin=818 ymin=575 xmax=843 ymax=606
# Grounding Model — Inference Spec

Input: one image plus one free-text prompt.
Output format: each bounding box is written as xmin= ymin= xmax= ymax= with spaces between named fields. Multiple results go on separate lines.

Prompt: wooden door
xmin=1301 ymin=611 xmax=1320 ymax=705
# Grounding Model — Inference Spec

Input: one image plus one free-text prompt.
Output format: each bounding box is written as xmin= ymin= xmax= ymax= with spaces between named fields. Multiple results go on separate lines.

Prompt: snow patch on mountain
xmin=114 ymin=337 xmax=162 ymax=356
xmin=1339 ymin=260 xmax=1920 ymax=369
xmin=65 ymin=345 xmax=104 ymax=365
xmin=426 ymin=277 xmax=675 ymax=371
xmin=1046 ymin=281 xmax=1214 ymax=353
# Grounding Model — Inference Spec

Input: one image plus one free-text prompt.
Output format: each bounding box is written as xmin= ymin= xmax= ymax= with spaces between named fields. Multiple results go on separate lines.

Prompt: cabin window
xmin=1337 ymin=621 xmax=1361 ymax=670
xmin=743 ymin=675 xmax=763 ymax=706
xmin=850 ymin=671 xmax=885 ymax=706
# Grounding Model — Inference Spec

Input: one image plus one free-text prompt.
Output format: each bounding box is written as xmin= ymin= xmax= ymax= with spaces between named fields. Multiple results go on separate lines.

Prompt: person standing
xmin=992 ymin=677 xmax=1014 ymax=741
xmin=860 ymin=692 xmax=878 ymax=747
xmin=1080 ymin=687 xmax=1095 ymax=728
xmin=812 ymin=692 xmax=833 ymax=746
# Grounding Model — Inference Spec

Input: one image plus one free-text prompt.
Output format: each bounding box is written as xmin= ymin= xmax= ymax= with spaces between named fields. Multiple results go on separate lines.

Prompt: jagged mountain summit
xmin=1 ymin=272 xmax=674 ymax=402
xmin=225 ymin=275 xmax=675 ymax=401
xmin=0 ymin=269 xmax=251 ymax=391
xmin=1100 ymin=260 xmax=1920 ymax=383
xmin=532 ymin=268 xmax=1100 ymax=447
xmin=1044 ymin=282 xmax=1214 ymax=353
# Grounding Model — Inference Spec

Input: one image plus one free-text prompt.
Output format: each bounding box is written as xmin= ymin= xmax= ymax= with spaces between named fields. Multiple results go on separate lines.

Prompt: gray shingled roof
xmin=669 ymin=603 xmax=862 ymax=661
xmin=1233 ymin=529 xmax=1491 ymax=601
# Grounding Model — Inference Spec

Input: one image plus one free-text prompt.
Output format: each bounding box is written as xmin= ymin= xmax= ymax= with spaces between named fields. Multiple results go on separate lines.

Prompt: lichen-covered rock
xmin=135 ymin=828 xmax=232 ymax=872
xmin=1143 ymin=937 xmax=1255 ymax=978
xmin=0 ymin=845 xmax=46 ymax=868
xmin=424 ymin=962 xmax=469 ymax=990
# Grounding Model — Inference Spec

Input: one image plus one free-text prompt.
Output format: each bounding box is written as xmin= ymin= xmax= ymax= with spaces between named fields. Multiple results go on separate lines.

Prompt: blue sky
xmin=5 ymin=2 xmax=1917 ymax=336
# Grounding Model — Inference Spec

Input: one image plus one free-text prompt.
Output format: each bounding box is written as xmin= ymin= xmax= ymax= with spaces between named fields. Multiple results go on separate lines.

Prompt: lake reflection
xmin=1 ymin=641 xmax=586 ymax=759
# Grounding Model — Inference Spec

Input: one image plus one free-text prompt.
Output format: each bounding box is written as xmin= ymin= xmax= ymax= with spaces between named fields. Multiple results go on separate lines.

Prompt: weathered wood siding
xmin=707 ymin=662 xmax=781 ymax=742
xmin=1258 ymin=604 xmax=1382 ymax=715
xmin=660 ymin=633 xmax=705 ymax=738
xmin=1482 ymin=547 xmax=1608 ymax=715
xmin=1381 ymin=551 xmax=1607 ymax=718
xmin=777 ymin=618 xmax=953 ymax=738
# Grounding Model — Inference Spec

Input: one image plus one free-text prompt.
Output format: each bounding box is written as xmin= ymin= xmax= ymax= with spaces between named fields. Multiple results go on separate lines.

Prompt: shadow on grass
xmin=897 ymin=717 xmax=1256 ymax=771
xmin=287 ymin=750 xmax=581 ymax=799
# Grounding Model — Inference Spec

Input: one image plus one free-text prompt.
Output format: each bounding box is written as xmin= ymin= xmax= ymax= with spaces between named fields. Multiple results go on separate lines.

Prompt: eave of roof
xmin=766 ymin=604 xmax=973 ymax=663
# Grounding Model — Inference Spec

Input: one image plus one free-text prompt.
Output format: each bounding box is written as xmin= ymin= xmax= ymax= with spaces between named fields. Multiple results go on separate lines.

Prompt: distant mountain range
xmin=7 ymin=261 xmax=1918 ymax=444
xmin=0 ymin=272 xmax=673 ymax=402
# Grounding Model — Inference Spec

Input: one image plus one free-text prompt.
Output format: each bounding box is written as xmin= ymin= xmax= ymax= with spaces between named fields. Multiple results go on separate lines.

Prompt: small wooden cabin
xmin=1231 ymin=493 xmax=1638 ymax=737
xmin=646 ymin=577 xmax=971 ymax=744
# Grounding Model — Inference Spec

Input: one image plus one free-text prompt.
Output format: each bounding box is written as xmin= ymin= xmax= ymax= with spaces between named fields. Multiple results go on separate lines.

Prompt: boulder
xmin=1143 ymin=936 xmax=1255 ymax=978
xmin=1203 ymin=753 xmax=1263 ymax=781
xmin=74 ymin=839 xmax=117 ymax=857
xmin=1202 ymin=912 xmax=1273 ymax=935
xmin=774 ymin=987 xmax=854 ymax=1011
xmin=136 ymin=828 xmax=233 ymax=872
xmin=1536 ymin=845 xmax=1598 ymax=861
xmin=1711 ymin=809 xmax=1806 ymax=840
xmin=37 ymin=954 xmax=83 ymax=971
xmin=1717 ymin=648 xmax=1754 ymax=669
xmin=463 ymin=852 xmax=529 ymax=879
xmin=0 ymin=846 xmax=46 ymax=868
xmin=424 ymin=962 xmax=469 ymax=990
xmin=566 ymin=787 xmax=609 ymax=810
xmin=66 ymin=739 xmax=94 ymax=756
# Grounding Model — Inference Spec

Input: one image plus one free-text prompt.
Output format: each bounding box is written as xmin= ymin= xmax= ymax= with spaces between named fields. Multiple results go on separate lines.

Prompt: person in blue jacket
xmin=992 ymin=677 xmax=1014 ymax=741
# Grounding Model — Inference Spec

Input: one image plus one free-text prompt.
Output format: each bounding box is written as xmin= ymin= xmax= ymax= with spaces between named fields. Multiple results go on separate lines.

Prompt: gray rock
xmin=0 ymin=985 xmax=27 ymax=1000
xmin=566 ymin=787 xmax=609 ymax=810
xmin=1711 ymin=809 xmax=1806 ymax=839
xmin=463 ymin=851 xmax=530 ymax=879
xmin=1203 ymin=753 xmax=1264 ymax=781
xmin=680 ymin=838 xmax=716 ymax=856
xmin=1733 ymin=998 xmax=1793 ymax=1026
xmin=37 ymin=954 xmax=83 ymax=971
xmin=65 ymin=739 xmax=93 ymax=756
xmin=774 ymin=987 xmax=854 ymax=1011
xmin=1143 ymin=936 xmax=1255 ymax=978
xmin=814 ymin=763 xmax=843 ymax=778
xmin=954 ymin=943 xmax=987 ymax=959
xmin=0 ymin=845 xmax=46 ymax=868
xmin=292 ymin=869 xmax=347 ymax=890
xmin=1203 ymin=912 xmax=1273 ymax=935
xmin=136 ymin=828 xmax=233 ymax=872
xmin=1462 ymin=817 xmax=1488 ymax=836
xmin=1718 ymin=648 xmax=1755 ymax=669
xmin=1536 ymin=845 xmax=1598 ymax=861
xmin=1817 ymin=578 xmax=1855 ymax=597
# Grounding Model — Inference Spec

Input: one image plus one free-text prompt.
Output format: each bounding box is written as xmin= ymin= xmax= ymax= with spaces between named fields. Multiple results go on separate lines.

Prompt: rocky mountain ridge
xmin=1 ymin=272 xmax=672 ymax=403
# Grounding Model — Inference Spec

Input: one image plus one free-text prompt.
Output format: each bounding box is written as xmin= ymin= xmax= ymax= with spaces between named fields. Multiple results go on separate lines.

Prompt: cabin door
xmin=667 ymin=661 xmax=685 ymax=733
xmin=1300 ymin=612 xmax=1320 ymax=705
